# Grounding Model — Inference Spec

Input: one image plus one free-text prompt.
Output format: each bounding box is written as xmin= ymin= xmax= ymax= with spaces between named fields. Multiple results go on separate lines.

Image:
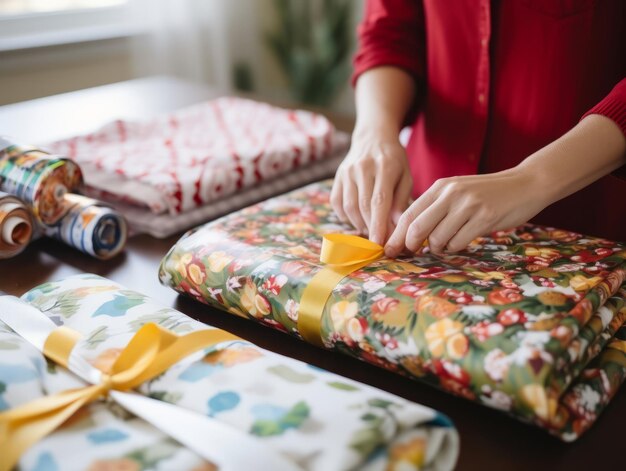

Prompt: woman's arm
xmin=331 ymin=66 xmax=416 ymax=245
xmin=384 ymin=113 xmax=626 ymax=257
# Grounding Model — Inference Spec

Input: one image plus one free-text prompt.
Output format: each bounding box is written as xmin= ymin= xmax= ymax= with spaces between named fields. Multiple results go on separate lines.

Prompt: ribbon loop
xmin=43 ymin=325 xmax=82 ymax=369
xmin=320 ymin=233 xmax=384 ymax=267
xmin=298 ymin=234 xmax=384 ymax=347
xmin=0 ymin=322 xmax=241 ymax=471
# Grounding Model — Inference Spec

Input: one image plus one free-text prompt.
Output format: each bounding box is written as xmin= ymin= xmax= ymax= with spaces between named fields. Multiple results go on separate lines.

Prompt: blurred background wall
xmin=0 ymin=0 xmax=363 ymax=114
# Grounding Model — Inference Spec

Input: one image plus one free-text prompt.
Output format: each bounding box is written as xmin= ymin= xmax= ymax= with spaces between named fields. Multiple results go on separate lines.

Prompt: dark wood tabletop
xmin=1 ymin=77 xmax=623 ymax=471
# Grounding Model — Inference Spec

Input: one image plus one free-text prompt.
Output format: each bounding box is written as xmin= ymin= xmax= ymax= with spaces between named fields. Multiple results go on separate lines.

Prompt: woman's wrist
xmin=513 ymin=114 xmax=626 ymax=208
xmin=352 ymin=120 xmax=401 ymax=143
xmin=504 ymin=163 xmax=556 ymax=210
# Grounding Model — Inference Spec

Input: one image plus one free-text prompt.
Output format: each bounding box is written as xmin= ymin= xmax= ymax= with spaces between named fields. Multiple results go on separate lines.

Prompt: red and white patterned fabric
xmin=46 ymin=97 xmax=347 ymax=216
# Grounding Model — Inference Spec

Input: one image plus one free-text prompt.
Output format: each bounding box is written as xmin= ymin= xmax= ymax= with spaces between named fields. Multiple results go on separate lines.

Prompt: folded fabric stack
xmin=45 ymin=97 xmax=349 ymax=238
xmin=159 ymin=180 xmax=626 ymax=441
xmin=0 ymin=274 xmax=459 ymax=470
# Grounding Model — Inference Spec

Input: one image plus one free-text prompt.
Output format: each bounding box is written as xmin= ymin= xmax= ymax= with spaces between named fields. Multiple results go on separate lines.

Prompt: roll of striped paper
xmin=0 ymin=191 xmax=33 ymax=259
xmin=41 ymin=193 xmax=127 ymax=260
xmin=0 ymin=137 xmax=83 ymax=225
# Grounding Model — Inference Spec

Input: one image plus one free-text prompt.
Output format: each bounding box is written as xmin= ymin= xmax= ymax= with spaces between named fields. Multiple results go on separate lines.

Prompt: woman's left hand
xmin=384 ymin=168 xmax=549 ymax=257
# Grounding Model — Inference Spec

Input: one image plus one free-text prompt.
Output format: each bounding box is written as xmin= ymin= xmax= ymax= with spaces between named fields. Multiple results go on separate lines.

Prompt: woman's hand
xmin=331 ymin=128 xmax=413 ymax=245
xmin=384 ymin=168 xmax=548 ymax=257
xmin=385 ymin=114 xmax=626 ymax=257
xmin=332 ymin=66 xmax=418 ymax=245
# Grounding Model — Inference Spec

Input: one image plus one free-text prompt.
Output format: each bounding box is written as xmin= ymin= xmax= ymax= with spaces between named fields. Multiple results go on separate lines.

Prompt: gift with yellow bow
xmin=0 ymin=274 xmax=459 ymax=471
xmin=159 ymin=180 xmax=626 ymax=441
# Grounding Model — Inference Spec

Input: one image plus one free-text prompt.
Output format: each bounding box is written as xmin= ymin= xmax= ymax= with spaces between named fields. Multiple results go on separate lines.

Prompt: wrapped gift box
xmin=0 ymin=274 xmax=458 ymax=471
xmin=159 ymin=180 xmax=626 ymax=441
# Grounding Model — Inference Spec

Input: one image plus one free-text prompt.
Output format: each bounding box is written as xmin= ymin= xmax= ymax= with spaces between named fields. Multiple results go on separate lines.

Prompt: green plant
xmin=265 ymin=0 xmax=353 ymax=106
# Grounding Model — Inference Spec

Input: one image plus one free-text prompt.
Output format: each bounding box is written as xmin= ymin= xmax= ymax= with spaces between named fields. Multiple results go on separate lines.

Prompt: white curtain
xmin=128 ymin=0 xmax=257 ymax=91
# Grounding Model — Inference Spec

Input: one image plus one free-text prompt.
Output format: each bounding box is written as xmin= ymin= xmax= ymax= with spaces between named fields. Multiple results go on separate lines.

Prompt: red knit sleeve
xmin=582 ymin=78 xmax=626 ymax=136
xmin=352 ymin=0 xmax=426 ymax=87
xmin=582 ymin=78 xmax=626 ymax=179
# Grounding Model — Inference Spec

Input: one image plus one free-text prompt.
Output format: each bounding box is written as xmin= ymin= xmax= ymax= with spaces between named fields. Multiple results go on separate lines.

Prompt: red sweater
xmin=353 ymin=0 xmax=626 ymax=241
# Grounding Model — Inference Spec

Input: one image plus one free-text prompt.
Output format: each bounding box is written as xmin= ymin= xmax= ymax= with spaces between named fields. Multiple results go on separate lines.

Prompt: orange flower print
xmin=446 ymin=332 xmax=469 ymax=359
xmin=487 ymin=288 xmax=523 ymax=305
xmin=425 ymin=318 xmax=467 ymax=358
xmin=191 ymin=462 xmax=218 ymax=471
xmin=347 ymin=317 xmax=368 ymax=342
xmin=525 ymin=246 xmax=561 ymax=259
xmin=207 ymin=251 xmax=234 ymax=272
xmin=569 ymin=275 xmax=602 ymax=291
xmin=372 ymin=297 xmax=400 ymax=318
xmin=175 ymin=253 xmax=193 ymax=278
xmin=286 ymin=222 xmax=314 ymax=238
xmin=330 ymin=300 xmax=359 ymax=331
xmin=240 ymin=279 xmax=271 ymax=318
xmin=547 ymin=229 xmax=580 ymax=242
xmin=203 ymin=346 xmax=263 ymax=366
xmin=396 ymin=282 xmax=429 ymax=298
xmin=90 ymin=348 xmax=123 ymax=374
xmin=569 ymin=298 xmax=594 ymax=324
xmin=537 ymin=291 xmax=568 ymax=306
xmin=520 ymin=383 xmax=556 ymax=422
xmin=281 ymin=260 xmax=314 ymax=277
xmin=416 ymin=295 xmax=459 ymax=319
xmin=387 ymin=436 xmax=426 ymax=470
xmin=87 ymin=458 xmax=140 ymax=471
xmin=188 ymin=263 xmax=206 ymax=285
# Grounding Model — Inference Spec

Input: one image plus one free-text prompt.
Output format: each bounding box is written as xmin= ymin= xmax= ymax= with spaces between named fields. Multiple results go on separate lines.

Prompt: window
xmin=0 ymin=0 xmax=136 ymax=53
xmin=0 ymin=0 xmax=126 ymax=16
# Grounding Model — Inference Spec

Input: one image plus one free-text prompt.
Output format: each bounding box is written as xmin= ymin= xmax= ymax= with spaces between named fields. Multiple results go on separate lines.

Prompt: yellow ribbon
xmin=0 ymin=322 xmax=240 ymax=471
xmin=298 ymin=234 xmax=384 ymax=347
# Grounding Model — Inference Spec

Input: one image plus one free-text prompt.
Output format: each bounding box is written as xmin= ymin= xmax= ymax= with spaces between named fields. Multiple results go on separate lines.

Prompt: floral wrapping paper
xmin=0 ymin=274 xmax=459 ymax=471
xmin=159 ymin=180 xmax=626 ymax=441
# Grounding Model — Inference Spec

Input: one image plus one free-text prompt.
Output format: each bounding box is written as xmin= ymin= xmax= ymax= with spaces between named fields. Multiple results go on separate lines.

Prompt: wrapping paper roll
xmin=0 ymin=191 xmax=32 ymax=259
xmin=40 ymin=193 xmax=127 ymax=259
xmin=0 ymin=137 xmax=83 ymax=225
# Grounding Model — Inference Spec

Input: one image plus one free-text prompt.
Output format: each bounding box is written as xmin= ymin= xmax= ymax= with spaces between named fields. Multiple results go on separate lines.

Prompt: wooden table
xmin=1 ymin=76 xmax=623 ymax=471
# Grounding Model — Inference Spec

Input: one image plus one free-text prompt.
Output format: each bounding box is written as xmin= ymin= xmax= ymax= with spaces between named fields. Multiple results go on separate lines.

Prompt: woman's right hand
xmin=330 ymin=126 xmax=413 ymax=246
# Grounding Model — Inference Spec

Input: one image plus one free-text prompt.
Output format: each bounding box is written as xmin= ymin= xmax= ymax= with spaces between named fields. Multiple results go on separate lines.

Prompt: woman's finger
xmin=390 ymin=175 xmax=413 ymax=226
xmin=445 ymin=213 xmax=493 ymax=252
xmin=330 ymin=175 xmax=348 ymax=223
xmin=356 ymin=165 xmax=375 ymax=231
xmin=369 ymin=169 xmax=396 ymax=245
xmin=425 ymin=210 xmax=470 ymax=254
xmin=343 ymin=178 xmax=367 ymax=233
xmin=385 ymin=182 xmax=444 ymax=256
xmin=403 ymin=199 xmax=450 ymax=253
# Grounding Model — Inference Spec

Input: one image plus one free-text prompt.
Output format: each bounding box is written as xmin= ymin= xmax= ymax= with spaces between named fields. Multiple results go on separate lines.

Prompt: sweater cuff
xmin=582 ymin=94 xmax=626 ymax=137
xmin=582 ymin=80 xmax=626 ymax=180
xmin=351 ymin=53 xmax=423 ymax=89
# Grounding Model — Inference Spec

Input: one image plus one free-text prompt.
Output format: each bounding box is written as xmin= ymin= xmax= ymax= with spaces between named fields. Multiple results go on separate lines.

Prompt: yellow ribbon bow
xmin=0 ymin=322 xmax=240 ymax=471
xmin=298 ymin=234 xmax=384 ymax=347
